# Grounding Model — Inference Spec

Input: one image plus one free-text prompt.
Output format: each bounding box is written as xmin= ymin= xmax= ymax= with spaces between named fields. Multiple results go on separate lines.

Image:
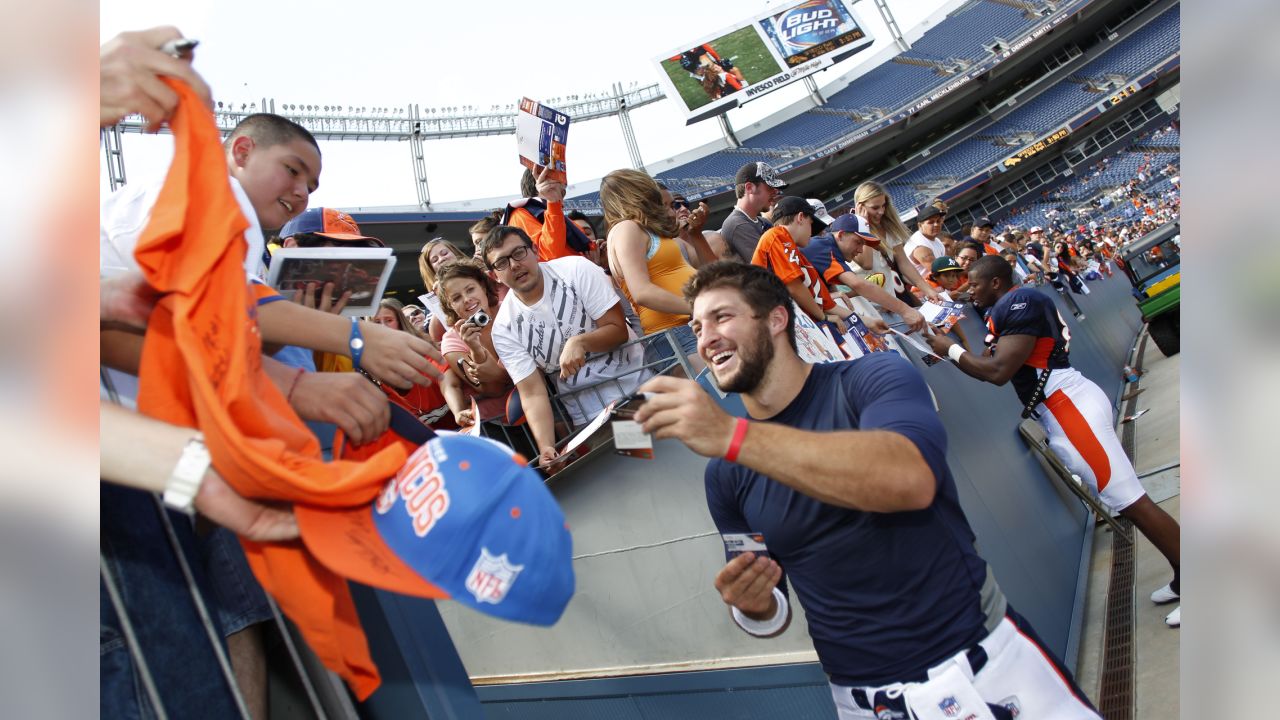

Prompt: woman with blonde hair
xmin=416 ymin=238 xmax=468 ymax=342
xmin=852 ymin=181 xmax=940 ymax=303
xmin=599 ymin=169 xmax=713 ymax=369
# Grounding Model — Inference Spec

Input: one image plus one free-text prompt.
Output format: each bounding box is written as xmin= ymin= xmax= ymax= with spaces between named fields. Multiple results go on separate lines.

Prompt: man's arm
xmin=514 ymin=371 xmax=559 ymax=468
xmin=784 ymin=279 xmax=825 ymax=323
xmin=256 ymin=299 xmax=443 ymax=388
xmin=101 ymin=403 xmax=298 ymax=542
xmin=635 ymin=376 xmax=937 ymax=512
xmin=559 ymin=302 xmax=629 ymax=380
xmin=530 ymin=166 xmax=572 ymax=259
xmin=836 ymin=271 xmax=925 ymax=332
xmin=925 ymin=332 xmax=1035 ymax=385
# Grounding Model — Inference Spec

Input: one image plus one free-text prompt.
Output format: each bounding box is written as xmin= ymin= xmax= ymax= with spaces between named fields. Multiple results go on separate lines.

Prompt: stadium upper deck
xmin=563 ymin=0 xmax=1096 ymax=208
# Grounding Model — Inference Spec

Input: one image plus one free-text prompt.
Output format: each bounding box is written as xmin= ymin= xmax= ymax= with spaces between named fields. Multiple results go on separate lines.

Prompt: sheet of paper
xmin=888 ymin=328 xmax=947 ymax=365
xmin=515 ymin=97 xmax=570 ymax=183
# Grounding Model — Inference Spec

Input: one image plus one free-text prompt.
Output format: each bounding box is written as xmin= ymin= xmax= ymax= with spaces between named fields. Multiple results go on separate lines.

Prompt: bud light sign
xmin=653 ymin=0 xmax=872 ymax=124
xmin=761 ymin=0 xmax=868 ymax=67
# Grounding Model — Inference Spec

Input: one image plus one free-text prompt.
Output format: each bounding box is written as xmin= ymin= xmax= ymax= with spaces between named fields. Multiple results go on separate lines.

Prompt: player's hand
xmin=101 ymin=271 xmax=161 ymax=329
xmin=634 ymin=375 xmax=736 ymax=458
xmin=100 ymin=26 xmax=213 ymax=131
xmin=558 ymin=336 xmax=587 ymax=380
xmin=714 ymin=552 xmax=782 ymax=618
xmin=900 ymin=307 xmax=926 ymax=333
xmin=195 ymin=470 xmax=299 ymax=542
xmin=535 ymin=164 xmax=567 ymax=204
xmin=920 ymin=285 xmax=943 ymax=303
xmin=292 ymin=281 xmax=351 ymax=315
xmin=924 ymin=330 xmax=957 ymax=356
xmin=862 ymin=316 xmax=890 ymax=335
xmin=359 ymin=321 xmax=445 ymax=388
xmin=288 ymin=372 xmax=390 ymax=446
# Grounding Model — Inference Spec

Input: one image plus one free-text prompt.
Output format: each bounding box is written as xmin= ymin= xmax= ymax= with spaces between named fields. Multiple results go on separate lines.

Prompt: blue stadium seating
xmin=902 ymin=1 xmax=1033 ymax=64
xmin=823 ymin=62 xmax=944 ymax=115
xmin=883 ymin=8 xmax=1181 ymax=205
xmin=569 ymin=0 xmax=1155 ymax=205
xmin=1072 ymin=6 xmax=1179 ymax=82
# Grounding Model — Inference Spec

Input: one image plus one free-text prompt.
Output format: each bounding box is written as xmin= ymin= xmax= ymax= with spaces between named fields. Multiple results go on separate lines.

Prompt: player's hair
xmin=479 ymin=225 xmax=534 ymax=270
xmin=853 ymin=181 xmax=910 ymax=246
xmin=520 ymin=168 xmax=538 ymax=198
xmin=969 ymin=254 xmax=1013 ymax=286
xmin=435 ymin=260 xmax=500 ymax=326
xmin=224 ymin=113 xmax=319 ymax=154
xmin=418 ymin=238 xmax=466 ymax=290
xmin=683 ymin=261 xmax=797 ymax=352
xmin=599 ymin=169 xmax=680 ymax=239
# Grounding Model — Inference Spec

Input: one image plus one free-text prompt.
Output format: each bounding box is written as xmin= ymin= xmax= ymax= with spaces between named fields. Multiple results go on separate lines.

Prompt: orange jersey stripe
xmin=1044 ymin=390 xmax=1112 ymax=490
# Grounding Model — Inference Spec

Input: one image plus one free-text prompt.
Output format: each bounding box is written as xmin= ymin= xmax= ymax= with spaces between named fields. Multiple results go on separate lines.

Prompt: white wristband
xmin=163 ymin=436 xmax=210 ymax=514
xmin=732 ymin=587 xmax=789 ymax=637
xmin=947 ymin=344 xmax=967 ymax=363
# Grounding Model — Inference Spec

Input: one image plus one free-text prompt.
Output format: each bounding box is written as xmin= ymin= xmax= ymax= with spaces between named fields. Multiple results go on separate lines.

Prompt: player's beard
xmin=716 ymin=322 xmax=775 ymax=395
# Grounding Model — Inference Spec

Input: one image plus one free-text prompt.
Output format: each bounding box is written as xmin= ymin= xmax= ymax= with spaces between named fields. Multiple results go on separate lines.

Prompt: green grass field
xmin=660 ymin=26 xmax=784 ymax=112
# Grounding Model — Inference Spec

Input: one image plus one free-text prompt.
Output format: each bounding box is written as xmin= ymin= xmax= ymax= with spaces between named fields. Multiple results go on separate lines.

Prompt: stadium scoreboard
xmin=654 ymin=0 xmax=874 ymax=124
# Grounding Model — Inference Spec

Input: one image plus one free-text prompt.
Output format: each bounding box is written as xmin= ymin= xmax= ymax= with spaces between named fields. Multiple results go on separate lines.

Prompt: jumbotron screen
xmin=654 ymin=0 xmax=874 ymax=124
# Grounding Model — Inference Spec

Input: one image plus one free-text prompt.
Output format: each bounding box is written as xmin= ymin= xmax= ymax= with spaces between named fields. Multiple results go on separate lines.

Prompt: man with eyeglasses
xmin=720 ymin=161 xmax=788 ymax=264
xmin=480 ymin=225 xmax=644 ymax=470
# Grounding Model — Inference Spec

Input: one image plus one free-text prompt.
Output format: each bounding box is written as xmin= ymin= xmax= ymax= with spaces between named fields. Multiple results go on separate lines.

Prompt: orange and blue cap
xmin=295 ymin=405 xmax=574 ymax=626
xmin=282 ymin=207 xmax=385 ymax=246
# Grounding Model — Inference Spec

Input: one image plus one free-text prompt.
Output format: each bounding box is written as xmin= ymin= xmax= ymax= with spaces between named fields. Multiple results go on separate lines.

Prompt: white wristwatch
xmin=163 ymin=436 xmax=210 ymax=514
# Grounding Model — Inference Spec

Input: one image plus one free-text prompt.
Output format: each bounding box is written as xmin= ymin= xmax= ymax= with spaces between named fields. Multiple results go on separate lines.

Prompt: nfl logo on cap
xmin=297 ymin=429 xmax=575 ymax=626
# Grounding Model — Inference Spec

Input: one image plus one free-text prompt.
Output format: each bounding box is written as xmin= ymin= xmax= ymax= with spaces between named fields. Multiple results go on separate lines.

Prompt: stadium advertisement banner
xmin=654 ymin=0 xmax=873 ymax=124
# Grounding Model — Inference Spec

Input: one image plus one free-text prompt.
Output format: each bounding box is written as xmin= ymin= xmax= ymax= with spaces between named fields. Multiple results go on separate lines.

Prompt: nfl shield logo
xmin=938 ymin=696 xmax=961 ymax=717
xmin=465 ymin=548 xmax=524 ymax=605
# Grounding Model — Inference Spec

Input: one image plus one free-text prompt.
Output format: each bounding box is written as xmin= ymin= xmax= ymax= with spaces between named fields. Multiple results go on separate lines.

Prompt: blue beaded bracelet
xmin=349 ymin=317 xmax=365 ymax=370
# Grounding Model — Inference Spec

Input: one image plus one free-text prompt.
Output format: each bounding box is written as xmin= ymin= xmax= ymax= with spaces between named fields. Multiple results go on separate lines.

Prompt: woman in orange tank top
xmin=600 ymin=169 xmax=712 ymax=372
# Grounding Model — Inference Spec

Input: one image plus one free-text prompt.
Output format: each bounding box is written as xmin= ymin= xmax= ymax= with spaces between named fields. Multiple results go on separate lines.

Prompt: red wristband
xmin=724 ymin=417 xmax=750 ymax=463
xmin=286 ymin=367 xmax=307 ymax=403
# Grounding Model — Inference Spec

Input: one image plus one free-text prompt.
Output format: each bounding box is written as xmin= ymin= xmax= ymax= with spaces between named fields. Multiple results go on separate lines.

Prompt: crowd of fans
xmin=98 ymin=26 xmax=1181 ymax=719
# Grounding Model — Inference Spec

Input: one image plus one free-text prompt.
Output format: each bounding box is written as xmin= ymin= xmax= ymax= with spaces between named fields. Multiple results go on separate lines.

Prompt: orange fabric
xmin=132 ymin=81 xmax=406 ymax=700
xmin=751 ymin=227 xmax=834 ymax=311
xmin=617 ymin=233 xmax=697 ymax=334
xmin=1044 ymin=390 xmax=1112 ymax=491
xmin=1024 ymin=337 xmax=1057 ymax=370
xmin=510 ymin=202 xmax=578 ymax=261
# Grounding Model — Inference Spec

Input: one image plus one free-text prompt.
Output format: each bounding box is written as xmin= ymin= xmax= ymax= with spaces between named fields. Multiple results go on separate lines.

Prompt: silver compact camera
xmin=468 ymin=310 xmax=490 ymax=327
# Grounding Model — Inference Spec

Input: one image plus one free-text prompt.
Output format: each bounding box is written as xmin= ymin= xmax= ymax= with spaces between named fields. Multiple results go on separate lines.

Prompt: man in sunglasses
xmin=660 ymin=187 xmax=717 ymax=268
